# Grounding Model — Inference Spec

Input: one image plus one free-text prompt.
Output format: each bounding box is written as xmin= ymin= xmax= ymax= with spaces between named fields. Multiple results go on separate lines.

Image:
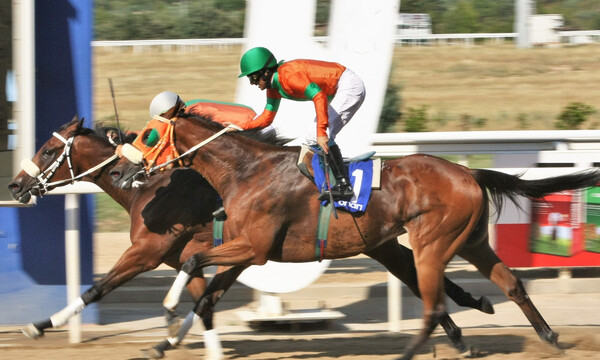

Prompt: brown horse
xmin=8 ymin=117 xmax=489 ymax=359
xmin=110 ymin=113 xmax=600 ymax=359
xmin=7 ymin=117 xmax=225 ymax=346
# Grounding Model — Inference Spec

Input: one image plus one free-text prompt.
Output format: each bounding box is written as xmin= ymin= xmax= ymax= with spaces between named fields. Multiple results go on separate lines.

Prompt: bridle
xmin=20 ymin=131 xmax=119 ymax=197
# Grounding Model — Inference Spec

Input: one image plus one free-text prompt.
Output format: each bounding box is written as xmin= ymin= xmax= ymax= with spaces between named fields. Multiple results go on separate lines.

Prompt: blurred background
xmin=89 ymin=0 xmax=600 ymax=231
xmin=1 ymin=0 xmax=600 ymax=329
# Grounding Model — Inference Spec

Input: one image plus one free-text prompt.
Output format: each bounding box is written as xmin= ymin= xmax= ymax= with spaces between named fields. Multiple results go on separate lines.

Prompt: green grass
xmin=95 ymin=193 xmax=130 ymax=232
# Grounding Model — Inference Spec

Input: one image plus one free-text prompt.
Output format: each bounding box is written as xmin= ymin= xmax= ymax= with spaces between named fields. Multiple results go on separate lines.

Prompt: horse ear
xmin=76 ymin=117 xmax=85 ymax=131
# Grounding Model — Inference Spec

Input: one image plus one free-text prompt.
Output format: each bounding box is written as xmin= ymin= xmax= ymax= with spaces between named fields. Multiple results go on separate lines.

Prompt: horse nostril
xmin=8 ymin=182 xmax=19 ymax=193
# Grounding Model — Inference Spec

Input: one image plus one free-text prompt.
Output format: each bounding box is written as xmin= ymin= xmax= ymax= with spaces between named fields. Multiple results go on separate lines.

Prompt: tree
xmin=377 ymin=82 xmax=402 ymax=133
xmin=554 ymin=102 xmax=597 ymax=130
xmin=443 ymin=0 xmax=480 ymax=33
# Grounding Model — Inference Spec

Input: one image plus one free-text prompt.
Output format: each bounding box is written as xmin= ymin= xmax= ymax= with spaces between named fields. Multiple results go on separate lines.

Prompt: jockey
xmin=149 ymin=91 xmax=257 ymax=126
xmin=237 ymin=46 xmax=366 ymax=202
xmin=147 ymin=91 xmax=258 ymax=218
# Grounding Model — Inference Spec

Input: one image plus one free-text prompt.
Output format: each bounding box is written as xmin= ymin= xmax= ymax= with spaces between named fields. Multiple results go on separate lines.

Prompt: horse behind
xmin=7 ymin=117 xmax=231 ymax=353
xmin=110 ymin=114 xmax=600 ymax=359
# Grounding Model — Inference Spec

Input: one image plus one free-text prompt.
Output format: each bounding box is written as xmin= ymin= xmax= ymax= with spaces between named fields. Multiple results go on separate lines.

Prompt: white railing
xmin=370 ymin=129 xmax=600 ymax=157
xmin=369 ymin=129 xmax=600 ymax=180
xmin=90 ymin=31 xmax=600 ymax=51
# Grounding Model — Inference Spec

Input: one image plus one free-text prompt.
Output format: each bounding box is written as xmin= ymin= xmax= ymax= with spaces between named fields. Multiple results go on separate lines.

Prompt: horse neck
xmin=73 ymin=137 xmax=134 ymax=210
xmin=175 ymin=118 xmax=278 ymax=194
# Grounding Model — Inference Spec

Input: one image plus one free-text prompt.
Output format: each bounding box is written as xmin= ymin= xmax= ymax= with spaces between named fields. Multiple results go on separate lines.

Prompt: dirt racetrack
xmin=1 ymin=325 xmax=599 ymax=360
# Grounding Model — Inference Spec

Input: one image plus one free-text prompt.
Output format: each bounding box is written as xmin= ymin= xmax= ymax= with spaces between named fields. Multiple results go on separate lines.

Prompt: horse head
xmin=109 ymin=154 xmax=145 ymax=190
xmin=7 ymin=115 xmax=130 ymax=203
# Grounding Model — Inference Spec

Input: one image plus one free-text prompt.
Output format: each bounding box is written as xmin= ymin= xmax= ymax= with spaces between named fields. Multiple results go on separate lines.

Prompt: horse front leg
xmin=147 ymin=265 xmax=247 ymax=360
xmin=22 ymin=240 xmax=166 ymax=339
xmin=163 ymin=237 xmax=255 ymax=312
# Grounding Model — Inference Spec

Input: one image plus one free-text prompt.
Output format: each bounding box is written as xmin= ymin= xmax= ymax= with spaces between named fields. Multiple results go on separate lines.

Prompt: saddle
xmin=296 ymin=145 xmax=381 ymax=212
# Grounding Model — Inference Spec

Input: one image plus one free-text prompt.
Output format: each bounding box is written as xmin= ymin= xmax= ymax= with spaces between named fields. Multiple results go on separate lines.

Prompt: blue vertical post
xmin=0 ymin=0 xmax=95 ymax=326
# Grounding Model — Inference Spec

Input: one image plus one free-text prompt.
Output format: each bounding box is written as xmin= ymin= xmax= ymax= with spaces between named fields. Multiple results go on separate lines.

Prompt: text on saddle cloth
xmin=311 ymin=154 xmax=375 ymax=213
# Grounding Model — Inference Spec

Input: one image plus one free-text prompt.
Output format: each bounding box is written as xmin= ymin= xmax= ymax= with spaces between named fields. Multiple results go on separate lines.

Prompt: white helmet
xmin=149 ymin=91 xmax=183 ymax=117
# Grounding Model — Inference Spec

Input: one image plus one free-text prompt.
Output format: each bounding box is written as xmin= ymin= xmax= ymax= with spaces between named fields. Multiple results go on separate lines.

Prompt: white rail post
xmin=65 ymin=193 xmax=81 ymax=343
xmin=387 ymin=271 xmax=402 ymax=332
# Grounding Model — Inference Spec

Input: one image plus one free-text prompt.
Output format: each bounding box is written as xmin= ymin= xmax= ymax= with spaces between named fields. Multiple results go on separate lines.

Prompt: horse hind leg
xmin=459 ymin=243 xmax=559 ymax=347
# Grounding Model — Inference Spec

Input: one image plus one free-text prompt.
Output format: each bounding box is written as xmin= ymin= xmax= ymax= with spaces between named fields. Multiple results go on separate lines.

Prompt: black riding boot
xmin=318 ymin=144 xmax=354 ymax=202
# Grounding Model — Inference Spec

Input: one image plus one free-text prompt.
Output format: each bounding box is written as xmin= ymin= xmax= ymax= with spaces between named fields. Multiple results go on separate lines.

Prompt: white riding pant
xmin=305 ymin=68 xmax=366 ymax=145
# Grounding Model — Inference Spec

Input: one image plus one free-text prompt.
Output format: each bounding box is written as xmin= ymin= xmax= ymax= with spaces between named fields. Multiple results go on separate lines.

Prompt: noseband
xmin=21 ymin=131 xmax=119 ymax=197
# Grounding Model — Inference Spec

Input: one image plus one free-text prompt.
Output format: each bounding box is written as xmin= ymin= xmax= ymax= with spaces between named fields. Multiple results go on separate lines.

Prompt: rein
xmin=144 ymin=116 xmax=242 ymax=175
xmin=22 ymin=131 xmax=119 ymax=196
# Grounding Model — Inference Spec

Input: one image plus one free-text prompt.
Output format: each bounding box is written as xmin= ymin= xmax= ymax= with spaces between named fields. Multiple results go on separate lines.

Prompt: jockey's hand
xmin=317 ymin=136 xmax=330 ymax=154
xmin=115 ymin=145 xmax=124 ymax=158
xmin=223 ymin=122 xmax=243 ymax=132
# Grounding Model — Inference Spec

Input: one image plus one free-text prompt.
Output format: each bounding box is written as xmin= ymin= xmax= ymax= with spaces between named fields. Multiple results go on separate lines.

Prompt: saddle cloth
xmin=310 ymin=153 xmax=379 ymax=213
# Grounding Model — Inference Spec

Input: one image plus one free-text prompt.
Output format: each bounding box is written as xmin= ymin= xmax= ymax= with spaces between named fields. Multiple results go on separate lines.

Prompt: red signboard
xmin=495 ymin=189 xmax=600 ymax=267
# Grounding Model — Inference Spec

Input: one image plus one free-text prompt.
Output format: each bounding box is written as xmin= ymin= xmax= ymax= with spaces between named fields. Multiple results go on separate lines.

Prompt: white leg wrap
xmin=167 ymin=311 xmax=201 ymax=346
xmin=163 ymin=271 xmax=190 ymax=310
xmin=204 ymin=329 xmax=224 ymax=360
xmin=49 ymin=297 xmax=86 ymax=328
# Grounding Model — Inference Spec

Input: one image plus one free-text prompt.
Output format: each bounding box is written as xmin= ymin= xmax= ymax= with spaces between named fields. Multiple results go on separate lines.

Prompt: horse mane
xmin=178 ymin=112 xmax=294 ymax=147
xmin=89 ymin=122 xmax=137 ymax=145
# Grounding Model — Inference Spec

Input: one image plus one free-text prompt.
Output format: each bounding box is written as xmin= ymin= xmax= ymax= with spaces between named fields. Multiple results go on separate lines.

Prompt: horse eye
xmin=42 ymin=149 xmax=55 ymax=158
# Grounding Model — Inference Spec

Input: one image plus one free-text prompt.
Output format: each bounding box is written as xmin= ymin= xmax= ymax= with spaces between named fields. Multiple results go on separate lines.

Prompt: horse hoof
xmin=545 ymin=331 xmax=560 ymax=347
xmin=142 ymin=340 xmax=172 ymax=359
xmin=479 ymin=296 xmax=495 ymax=314
xmin=142 ymin=347 xmax=164 ymax=359
xmin=461 ymin=346 xmax=479 ymax=358
xmin=21 ymin=323 xmax=43 ymax=339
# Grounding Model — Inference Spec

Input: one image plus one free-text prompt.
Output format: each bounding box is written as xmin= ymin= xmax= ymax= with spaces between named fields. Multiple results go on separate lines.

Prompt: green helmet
xmin=238 ymin=47 xmax=277 ymax=78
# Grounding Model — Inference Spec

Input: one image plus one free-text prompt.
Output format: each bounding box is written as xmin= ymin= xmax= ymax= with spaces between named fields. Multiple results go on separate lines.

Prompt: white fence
xmin=91 ymin=31 xmax=600 ymax=52
xmin=369 ymin=129 xmax=600 ymax=180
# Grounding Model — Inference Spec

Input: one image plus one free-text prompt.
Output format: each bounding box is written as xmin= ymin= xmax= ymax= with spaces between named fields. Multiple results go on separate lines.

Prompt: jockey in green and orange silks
xmin=238 ymin=46 xmax=366 ymax=202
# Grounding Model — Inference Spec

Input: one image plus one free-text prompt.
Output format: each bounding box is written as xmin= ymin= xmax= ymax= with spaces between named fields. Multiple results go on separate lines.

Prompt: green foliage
xmin=537 ymin=0 xmax=600 ymax=30
xmin=404 ymin=105 xmax=429 ymax=132
xmin=459 ymin=113 xmax=487 ymax=130
xmin=444 ymin=1 xmax=481 ymax=33
xmin=517 ymin=113 xmax=530 ymax=129
xmin=401 ymin=0 xmax=598 ymax=33
xmin=95 ymin=0 xmax=244 ymax=40
xmin=94 ymin=0 xmax=600 ymax=40
xmin=377 ymin=81 xmax=402 ymax=133
xmin=554 ymin=102 xmax=597 ymax=129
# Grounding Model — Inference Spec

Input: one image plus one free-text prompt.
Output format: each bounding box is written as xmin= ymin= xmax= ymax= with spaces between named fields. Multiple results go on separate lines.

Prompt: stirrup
xmin=318 ymin=186 xmax=354 ymax=202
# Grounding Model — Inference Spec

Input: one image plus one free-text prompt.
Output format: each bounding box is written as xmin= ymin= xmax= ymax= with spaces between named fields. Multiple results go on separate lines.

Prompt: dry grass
xmin=391 ymin=43 xmax=600 ymax=131
xmin=94 ymin=42 xmax=600 ymax=132
xmin=92 ymin=42 xmax=600 ymax=232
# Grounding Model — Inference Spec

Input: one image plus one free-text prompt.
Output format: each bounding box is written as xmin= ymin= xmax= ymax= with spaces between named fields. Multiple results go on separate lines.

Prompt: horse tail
xmin=471 ymin=168 xmax=600 ymax=213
